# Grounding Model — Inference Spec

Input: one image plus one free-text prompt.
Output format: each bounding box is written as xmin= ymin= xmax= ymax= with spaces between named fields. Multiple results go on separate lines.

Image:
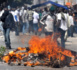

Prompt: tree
xmin=3 ymin=0 xmax=33 ymax=7
xmin=8 ymin=0 xmax=33 ymax=4
xmin=0 ymin=0 xmax=7 ymax=5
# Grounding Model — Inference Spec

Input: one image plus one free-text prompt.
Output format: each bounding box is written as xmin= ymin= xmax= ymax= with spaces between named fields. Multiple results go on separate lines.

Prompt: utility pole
xmin=39 ymin=0 xmax=41 ymax=4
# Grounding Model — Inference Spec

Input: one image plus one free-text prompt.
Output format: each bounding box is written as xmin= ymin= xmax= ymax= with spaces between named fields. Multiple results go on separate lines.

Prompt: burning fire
xmin=2 ymin=36 xmax=77 ymax=67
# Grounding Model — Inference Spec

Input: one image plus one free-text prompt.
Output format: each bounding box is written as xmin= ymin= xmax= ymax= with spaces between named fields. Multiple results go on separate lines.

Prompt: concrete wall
xmin=33 ymin=0 xmax=48 ymax=5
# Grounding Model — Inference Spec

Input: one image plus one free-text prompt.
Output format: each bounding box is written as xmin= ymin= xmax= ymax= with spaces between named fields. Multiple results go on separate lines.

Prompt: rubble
xmin=2 ymin=36 xmax=77 ymax=68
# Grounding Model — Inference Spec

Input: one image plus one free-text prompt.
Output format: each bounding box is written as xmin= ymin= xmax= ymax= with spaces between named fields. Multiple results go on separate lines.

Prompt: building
xmin=33 ymin=0 xmax=47 ymax=5
xmin=50 ymin=0 xmax=77 ymax=5
xmin=33 ymin=0 xmax=77 ymax=5
xmin=33 ymin=0 xmax=65 ymax=5
xmin=64 ymin=0 xmax=77 ymax=5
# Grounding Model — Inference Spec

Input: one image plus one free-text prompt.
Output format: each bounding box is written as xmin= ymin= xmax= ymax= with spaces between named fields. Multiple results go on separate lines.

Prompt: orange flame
xmin=2 ymin=36 xmax=77 ymax=67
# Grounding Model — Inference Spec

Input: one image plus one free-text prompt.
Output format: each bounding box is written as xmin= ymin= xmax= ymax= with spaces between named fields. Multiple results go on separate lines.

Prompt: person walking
xmin=56 ymin=8 xmax=68 ymax=48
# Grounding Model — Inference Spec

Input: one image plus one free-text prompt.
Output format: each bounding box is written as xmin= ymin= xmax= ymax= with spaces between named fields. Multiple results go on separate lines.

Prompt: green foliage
xmin=0 ymin=46 xmax=6 ymax=61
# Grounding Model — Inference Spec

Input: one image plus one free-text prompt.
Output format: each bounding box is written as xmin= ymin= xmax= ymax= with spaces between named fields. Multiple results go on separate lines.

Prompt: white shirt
xmin=69 ymin=16 xmax=74 ymax=26
xmin=40 ymin=14 xmax=55 ymax=32
xmin=0 ymin=10 xmax=4 ymax=17
xmin=14 ymin=10 xmax=20 ymax=22
xmin=33 ymin=11 xmax=39 ymax=24
xmin=20 ymin=7 xmax=24 ymax=16
xmin=45 ymin=15 xmax=54 ymax=32
xmin=57 ymin=13 xmax=68 ymax=31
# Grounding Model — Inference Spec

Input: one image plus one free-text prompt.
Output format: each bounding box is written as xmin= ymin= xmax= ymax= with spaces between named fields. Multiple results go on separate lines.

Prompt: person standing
xmin=0 ymin=8 xmax=4 ymax=32
xmin=21 ymin=6 xmax=29 ymax=35
xmin=28 ymin=8 xmax=33 ymax=34
xmin=33 ymin=10 xmax=39 ymax=35
xmin=68 ymin=11 xmax=74 ymax=37
xmin=1 ymin=8 xmax=14 ymax=49
xmin=40 ymin=9 xmax=56 ymax=36
xmin=14 ymin=8 xmax=20 ymax=36
xmin=74 ymin=10 xmax=77 ymax=33
xmin=20 ymin=7 xmax=25 ymax=34
xmin=42 ymin=7 xmax=49 ymax=17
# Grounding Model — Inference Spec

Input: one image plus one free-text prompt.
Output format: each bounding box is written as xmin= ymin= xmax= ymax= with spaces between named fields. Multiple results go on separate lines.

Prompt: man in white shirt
xmin=33 ymin=10 xmax=39 ymax=35
xmin=40 ymin=9 xmax=56 ymax=36
xmin=28 ymin=8 xmax=33 ymax=33
xmin=0 ymin=9 xmax=4 ymax=31
xmin=21 ymin=6 xmax=29 ymax=35
xmin=57 ymin=13 xmax=68 ymax=31
xmin=57 ymin=8 xmax=68 ymax=48
xmin=68 ymin=11 xmax=74 ymax=37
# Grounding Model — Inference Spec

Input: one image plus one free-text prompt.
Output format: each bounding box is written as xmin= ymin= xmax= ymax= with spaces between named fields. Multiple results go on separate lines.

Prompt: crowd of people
xmin=0 ymin=5 xmax=77 ymax=49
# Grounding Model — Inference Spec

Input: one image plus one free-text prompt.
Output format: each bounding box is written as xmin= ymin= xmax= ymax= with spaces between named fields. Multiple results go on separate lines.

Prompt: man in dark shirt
xmin=1 ymin=8 xmax=14 ymax=49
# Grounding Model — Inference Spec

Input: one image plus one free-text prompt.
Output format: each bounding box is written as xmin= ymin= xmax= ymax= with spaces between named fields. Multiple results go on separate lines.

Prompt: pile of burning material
xmin=2 ymin=36 xmax=77 ymax=67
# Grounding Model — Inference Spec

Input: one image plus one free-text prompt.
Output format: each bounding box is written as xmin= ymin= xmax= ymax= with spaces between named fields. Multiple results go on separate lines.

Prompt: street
xmin=0 ymin=32 xmax=77 ymax=70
